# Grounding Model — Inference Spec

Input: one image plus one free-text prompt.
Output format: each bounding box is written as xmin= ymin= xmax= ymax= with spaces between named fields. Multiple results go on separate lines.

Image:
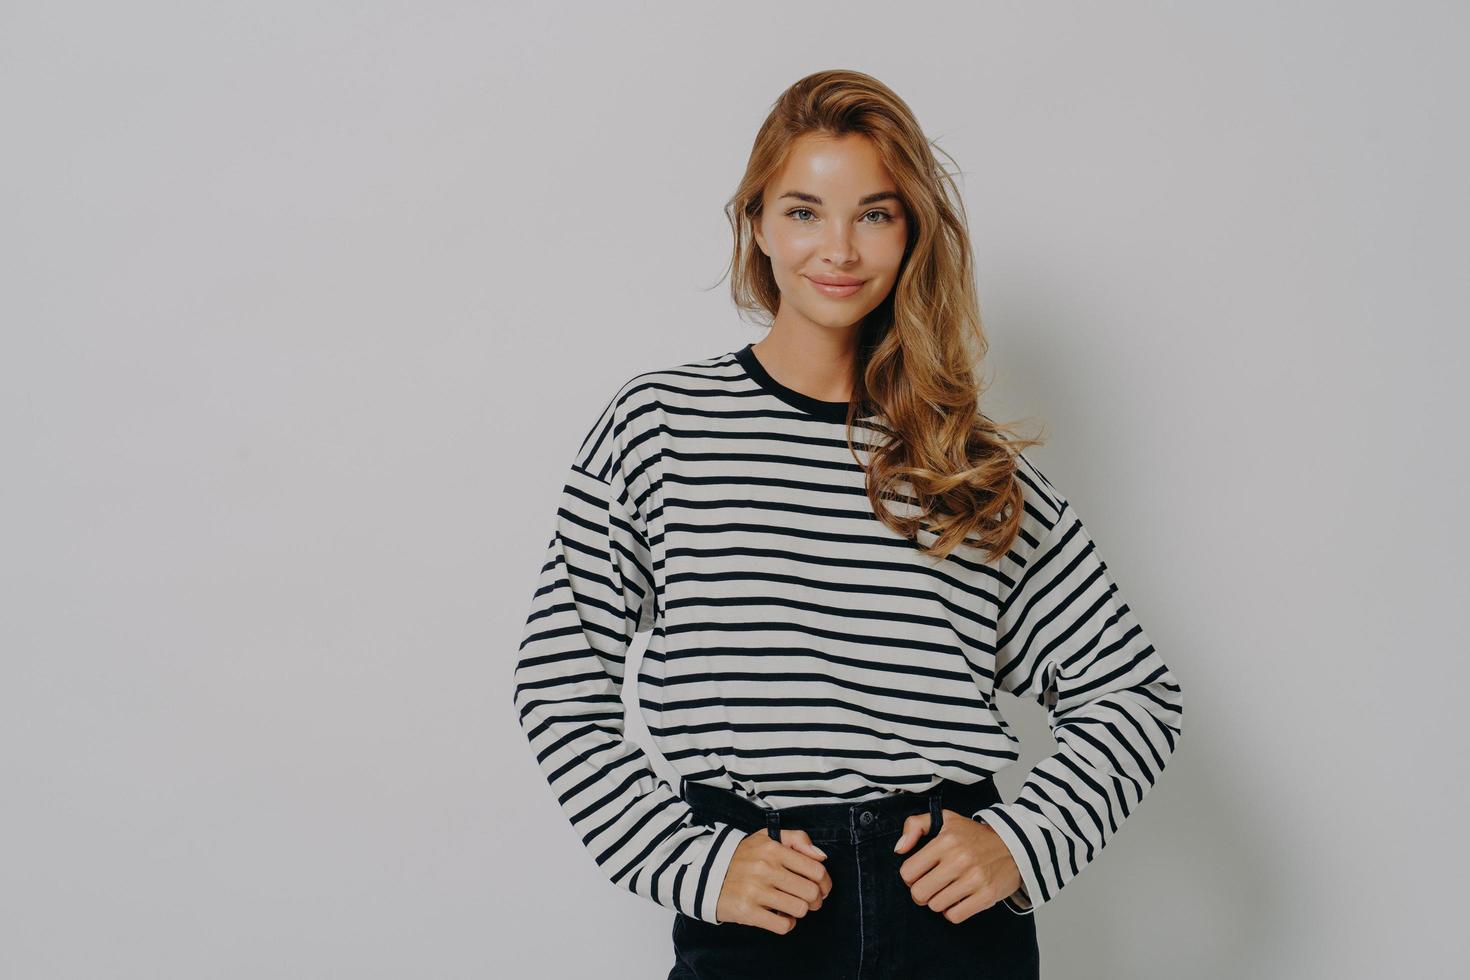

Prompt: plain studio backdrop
xmin=2 ymin=2 xmax=1465 ymax=978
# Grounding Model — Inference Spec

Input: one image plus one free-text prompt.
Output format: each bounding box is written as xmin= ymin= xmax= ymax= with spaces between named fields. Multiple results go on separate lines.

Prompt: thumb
xmin=893 ymin=812 xmax=930 ymax=854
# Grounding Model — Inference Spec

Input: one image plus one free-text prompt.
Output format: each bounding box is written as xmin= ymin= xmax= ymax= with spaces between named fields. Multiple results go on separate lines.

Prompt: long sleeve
xmin=511 ymin=396 xmax=747 ymax=924
xmin=973 ymin=494 xmax=1184 ymax=915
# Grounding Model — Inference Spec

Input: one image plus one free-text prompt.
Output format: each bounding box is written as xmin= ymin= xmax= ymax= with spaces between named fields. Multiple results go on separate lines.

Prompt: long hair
xmin=722 ymin=69 xmax=1045 ymax=564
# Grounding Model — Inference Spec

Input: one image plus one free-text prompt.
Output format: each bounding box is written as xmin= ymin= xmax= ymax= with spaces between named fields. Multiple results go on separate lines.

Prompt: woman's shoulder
xmin=569 ymin=347 xmax=740 ymax=473
xmin=590 ymin=347 xmax=744 ymax=425
xmin=1007 ymin=446 xmax=1070 ymax=539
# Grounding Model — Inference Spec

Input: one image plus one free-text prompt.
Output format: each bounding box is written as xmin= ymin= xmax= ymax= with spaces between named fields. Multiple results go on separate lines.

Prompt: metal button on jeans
xmin=859 ymin=810 xmax=875 ymax=826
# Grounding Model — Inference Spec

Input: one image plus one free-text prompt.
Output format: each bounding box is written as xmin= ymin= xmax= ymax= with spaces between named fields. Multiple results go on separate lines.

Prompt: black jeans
xmin=668 ymin=777 xmax=1040 ymax=980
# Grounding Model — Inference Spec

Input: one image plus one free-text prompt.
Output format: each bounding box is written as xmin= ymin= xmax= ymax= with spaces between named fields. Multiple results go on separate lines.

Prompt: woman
xmin=512 ymin=69 xmax=1184 ymax=979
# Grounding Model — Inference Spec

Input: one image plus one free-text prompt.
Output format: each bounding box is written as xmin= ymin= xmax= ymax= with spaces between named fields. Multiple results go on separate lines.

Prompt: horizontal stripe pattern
xmin=971 ymin=496 xmax=1184 ymax=913
xmin=512 ymin=345 xmax=1184 ymax=922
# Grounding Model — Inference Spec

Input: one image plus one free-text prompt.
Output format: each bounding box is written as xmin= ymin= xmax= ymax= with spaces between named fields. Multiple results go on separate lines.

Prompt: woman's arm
xmin=973 ymin=483 xmax=1185 ymax=914
xmin=511 ymin=388 xmax=746 ymax=924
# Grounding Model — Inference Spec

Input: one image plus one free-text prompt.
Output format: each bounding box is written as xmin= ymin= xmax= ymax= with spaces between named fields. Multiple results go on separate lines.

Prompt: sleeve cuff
xmin=695 ymin=823 xmax=747 ymax=924
xmin=1002 ymin=885 xmax=1035 ymax=915
xmin=972 ymin=805 xmax=1041 ymax=916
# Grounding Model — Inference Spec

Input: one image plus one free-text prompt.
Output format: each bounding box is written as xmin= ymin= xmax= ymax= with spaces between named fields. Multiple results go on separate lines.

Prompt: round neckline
xmin=733 ymin=343 xmax=861 ymax=423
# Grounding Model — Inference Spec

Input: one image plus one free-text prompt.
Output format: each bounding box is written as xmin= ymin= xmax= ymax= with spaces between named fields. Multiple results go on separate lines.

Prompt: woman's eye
xmin=785 ymin=208 xmax=895 ymax=224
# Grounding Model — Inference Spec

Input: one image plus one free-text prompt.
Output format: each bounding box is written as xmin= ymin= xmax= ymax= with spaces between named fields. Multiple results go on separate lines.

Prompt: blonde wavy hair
xmin=722 ymin=69 xmax=1046 ymax=564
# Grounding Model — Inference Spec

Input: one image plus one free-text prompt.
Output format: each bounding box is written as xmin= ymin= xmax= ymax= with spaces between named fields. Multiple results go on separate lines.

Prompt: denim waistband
xmin=679 ymin=776 xmax=1002 ymax=846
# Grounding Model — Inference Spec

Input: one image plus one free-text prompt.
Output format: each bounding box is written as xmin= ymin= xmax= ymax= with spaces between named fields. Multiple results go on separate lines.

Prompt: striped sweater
xmin=511 ymin=342 xmax=1184 ymax=925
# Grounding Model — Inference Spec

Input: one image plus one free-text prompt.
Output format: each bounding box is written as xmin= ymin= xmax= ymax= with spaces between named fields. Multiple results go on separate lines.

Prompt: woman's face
xmin=753 ymin=132 xmax=910 ymax=334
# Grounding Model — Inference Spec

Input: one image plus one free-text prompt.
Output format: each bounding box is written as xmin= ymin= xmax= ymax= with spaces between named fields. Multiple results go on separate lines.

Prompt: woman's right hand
xmin=714 ymin=829 xmax=832 ymax=934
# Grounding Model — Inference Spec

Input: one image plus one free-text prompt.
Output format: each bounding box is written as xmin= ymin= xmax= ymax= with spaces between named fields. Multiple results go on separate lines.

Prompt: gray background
xmin=3 ymin=1 xmax=1465 ymax=977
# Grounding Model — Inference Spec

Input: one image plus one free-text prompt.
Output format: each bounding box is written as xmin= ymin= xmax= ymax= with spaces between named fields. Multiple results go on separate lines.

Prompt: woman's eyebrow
xmin=777 ymin=190 xmax=900 ymax=206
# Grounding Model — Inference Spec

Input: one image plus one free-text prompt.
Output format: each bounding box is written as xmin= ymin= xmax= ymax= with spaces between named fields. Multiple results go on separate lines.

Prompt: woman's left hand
xmin=893 ymin=808 xmax=1022 ymax=923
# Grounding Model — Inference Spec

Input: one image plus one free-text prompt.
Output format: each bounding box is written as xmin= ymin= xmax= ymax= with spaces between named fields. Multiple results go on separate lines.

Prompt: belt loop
xmin=766 ymin=806 xmax=782 ymax=842
xmin=929 ymin=787 xmax=944 ymax=838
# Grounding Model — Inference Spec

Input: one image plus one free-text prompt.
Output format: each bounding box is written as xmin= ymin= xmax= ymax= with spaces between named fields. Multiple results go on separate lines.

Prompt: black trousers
xmin=668 ymin=776 xmax=1040 ymax=980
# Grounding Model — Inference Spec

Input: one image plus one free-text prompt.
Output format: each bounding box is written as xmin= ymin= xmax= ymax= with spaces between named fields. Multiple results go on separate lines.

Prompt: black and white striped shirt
xmin=512 ymin=342 xmax=1184 ymax=925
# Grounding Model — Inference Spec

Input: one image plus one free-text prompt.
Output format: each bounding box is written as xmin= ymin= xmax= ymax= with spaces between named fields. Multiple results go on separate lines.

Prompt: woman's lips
xmin=805 ymin=276 xmax=864 ymax=298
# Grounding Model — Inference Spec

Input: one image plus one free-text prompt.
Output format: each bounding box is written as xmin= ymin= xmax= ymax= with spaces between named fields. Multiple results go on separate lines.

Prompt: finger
xmin=775 ymin=833 xmax=831 ymax=898
xmin=771 ymin=865 xmax=824 ymax=909
xmin=773 ymin=839 xmax=829 ymax=886
xmin=761 ymin=882 xmax=813 ymax=921
xmin=893 ymin=812 xmax=931 ymax=854
xmin=909 ymin=857 xmax=961 ymax=906
xmin=753 ymin=907 xmax=797 ymax=935
xmin=790 ymin=860 xmax=832 ymax=900
xmin=795 ymin=855 xmax=833 ymax=900
xmin=782 ymin=828 xmax=828 ymax=861
xmin=936 ymin=891 xmax=987 ymax=924
xmin=897 ymin=839 xmax=943 ymax=887
xmin=923 ymin=874 xmax=972 ymax=914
